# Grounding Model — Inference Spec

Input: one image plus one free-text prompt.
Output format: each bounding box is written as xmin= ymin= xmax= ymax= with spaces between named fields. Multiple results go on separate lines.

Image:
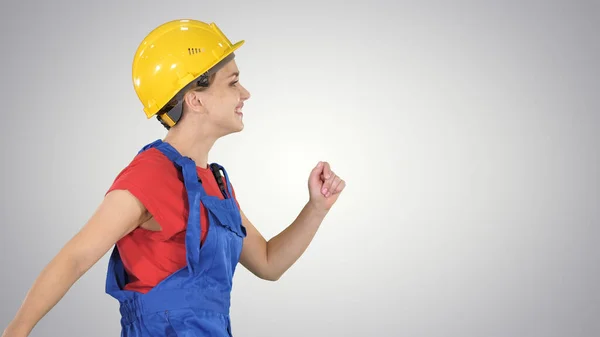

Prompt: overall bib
xmin=105 ymin=139 xmax=247 ymax=337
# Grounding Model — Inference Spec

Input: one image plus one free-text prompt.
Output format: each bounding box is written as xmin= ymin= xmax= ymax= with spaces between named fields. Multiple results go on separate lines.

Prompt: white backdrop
xmin=1 ymin=0 xmax=599 ymax=336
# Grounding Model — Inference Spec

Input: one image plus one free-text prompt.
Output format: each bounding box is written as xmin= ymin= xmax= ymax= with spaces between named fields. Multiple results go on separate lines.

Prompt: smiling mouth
xmin=235 ymin=103 xmax=244 ymax=115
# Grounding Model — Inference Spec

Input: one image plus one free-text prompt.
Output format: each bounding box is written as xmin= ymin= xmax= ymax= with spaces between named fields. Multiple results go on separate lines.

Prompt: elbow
xmin=265 ymin=273 xmax=281 ymax=282
xmin=262 ymin=274 xmax=281 ymax=282
xmin=259 ymin=268 xmax=282 ymax=282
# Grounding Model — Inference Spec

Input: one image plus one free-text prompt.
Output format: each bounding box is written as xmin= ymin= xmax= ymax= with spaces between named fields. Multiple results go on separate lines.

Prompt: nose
xmin=240 ymin=83 xmax=251 ymax=100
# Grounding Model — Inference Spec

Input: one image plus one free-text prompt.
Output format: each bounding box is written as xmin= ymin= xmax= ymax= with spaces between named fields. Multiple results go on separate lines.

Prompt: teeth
xmin=235 ymin=104 xmax=243 ymax=114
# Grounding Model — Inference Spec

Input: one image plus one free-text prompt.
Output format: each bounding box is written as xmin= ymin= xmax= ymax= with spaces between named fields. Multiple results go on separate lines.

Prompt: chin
xmin=233 ymin=117 xmax=244 ymax=132
xmin=223 ymin=123 xmax=244 ymax=136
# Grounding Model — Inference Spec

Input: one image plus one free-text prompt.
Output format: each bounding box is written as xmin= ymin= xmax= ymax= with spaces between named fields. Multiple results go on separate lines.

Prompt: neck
xmin=162 ymin=126 xmax=217 ymax=169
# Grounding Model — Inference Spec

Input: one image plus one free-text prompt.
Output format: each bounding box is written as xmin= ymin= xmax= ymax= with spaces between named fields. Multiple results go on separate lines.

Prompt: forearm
xmin=4 ymin=249 xmax=85 ymax=336
xmin=265 ymin=201 xmax=328 ymax=280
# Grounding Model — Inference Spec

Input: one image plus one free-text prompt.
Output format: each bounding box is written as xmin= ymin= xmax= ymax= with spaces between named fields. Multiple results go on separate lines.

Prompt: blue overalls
xmin=105 ymin=139 xmax=247 ymax=336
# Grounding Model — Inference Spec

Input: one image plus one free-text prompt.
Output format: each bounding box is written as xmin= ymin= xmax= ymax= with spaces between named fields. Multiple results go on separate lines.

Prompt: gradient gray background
xmin=1 ymin=0 xmax=599 ymax=336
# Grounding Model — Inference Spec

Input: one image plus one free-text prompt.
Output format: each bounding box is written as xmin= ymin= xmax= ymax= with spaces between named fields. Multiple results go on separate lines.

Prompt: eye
xmin=230 ymin=80 xmax=239 ymax=86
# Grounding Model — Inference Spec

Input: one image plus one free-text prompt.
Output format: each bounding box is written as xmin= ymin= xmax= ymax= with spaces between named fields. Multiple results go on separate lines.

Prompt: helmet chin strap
xmin=158 ymin=53 xmax=236 ymax=129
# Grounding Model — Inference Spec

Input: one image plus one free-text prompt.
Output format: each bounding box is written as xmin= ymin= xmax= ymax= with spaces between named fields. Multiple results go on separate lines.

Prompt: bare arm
xmin=2 ymin=190 xmax=149 ymax=337
xmin=239 ymin=161 xmax=346 ymax=281
xmin=239 ymin=202 xmax=328 ymax=281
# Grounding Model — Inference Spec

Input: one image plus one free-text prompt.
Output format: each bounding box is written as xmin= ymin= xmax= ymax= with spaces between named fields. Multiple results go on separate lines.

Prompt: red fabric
xmin=106 ymin=147 xmax=239 ymax=294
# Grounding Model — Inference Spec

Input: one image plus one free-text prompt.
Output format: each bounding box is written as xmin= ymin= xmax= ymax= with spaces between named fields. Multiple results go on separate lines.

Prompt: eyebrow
xmin=229 ymin=71 xmax=239 ymax=78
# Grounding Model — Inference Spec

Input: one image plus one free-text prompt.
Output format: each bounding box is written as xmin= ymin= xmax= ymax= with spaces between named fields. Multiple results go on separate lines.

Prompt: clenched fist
xmin=308 ymin=161 xmax=346 ymax=212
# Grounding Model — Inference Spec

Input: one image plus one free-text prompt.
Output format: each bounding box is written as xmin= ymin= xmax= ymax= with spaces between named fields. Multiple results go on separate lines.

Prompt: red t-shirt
xmin=106 ymin=147 xmax=239 ymax=294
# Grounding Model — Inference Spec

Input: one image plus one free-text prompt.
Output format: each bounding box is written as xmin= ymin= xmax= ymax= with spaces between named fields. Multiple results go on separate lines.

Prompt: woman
xmin=2 ymin=19 xmax=345 ymax=337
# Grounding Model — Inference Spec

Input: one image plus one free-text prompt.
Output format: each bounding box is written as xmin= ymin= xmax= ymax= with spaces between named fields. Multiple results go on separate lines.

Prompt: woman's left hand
xmin=308 ymin=161 xmax=346 ymax=212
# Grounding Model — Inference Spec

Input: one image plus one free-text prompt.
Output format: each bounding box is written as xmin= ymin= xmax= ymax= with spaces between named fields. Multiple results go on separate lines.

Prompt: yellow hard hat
xmin=132 ymin=19 xmax=244 ymax=127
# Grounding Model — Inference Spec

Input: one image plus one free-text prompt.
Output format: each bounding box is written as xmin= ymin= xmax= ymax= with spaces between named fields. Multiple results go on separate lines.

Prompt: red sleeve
xmin=106 ymin=149 xmax=184 ymax=240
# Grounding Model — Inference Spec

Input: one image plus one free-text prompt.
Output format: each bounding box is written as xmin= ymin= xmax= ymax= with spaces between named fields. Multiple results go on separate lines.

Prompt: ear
xmin=183 ymin=90 xmax=204 ymax=112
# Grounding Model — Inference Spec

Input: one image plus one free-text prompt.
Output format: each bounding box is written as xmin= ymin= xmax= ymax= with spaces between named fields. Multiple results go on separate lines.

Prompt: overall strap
xmin=149 ymin=140 xmax=207 ymax=270
xmin=209 ymin=163 xmax=235 ymax=200
xmin=137 ymin=139 xmax=163 ymax=154
xmin=209 ymin=163 xmax=230 ymax=199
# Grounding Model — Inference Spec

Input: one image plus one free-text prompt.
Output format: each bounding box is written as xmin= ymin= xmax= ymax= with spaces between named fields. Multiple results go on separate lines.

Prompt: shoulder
xmin=110 ymin=148 xmax=180 ymax=187
xmin=121 ymin=148 xmax=178 ymax=176
xmin=106 ymin=147 xmax=186 ymax=238
xmin=106 ymin=147 xmax=183 ymax=210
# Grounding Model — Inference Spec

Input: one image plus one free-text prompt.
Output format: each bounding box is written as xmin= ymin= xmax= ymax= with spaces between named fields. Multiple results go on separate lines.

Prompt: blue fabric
xmin=105 ymin=139 xmax=247 ymax=336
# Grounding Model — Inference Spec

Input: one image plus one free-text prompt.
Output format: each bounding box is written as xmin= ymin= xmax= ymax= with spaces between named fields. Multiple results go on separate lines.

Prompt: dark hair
xmin=156 ymin=72 xmax=217 ymax=130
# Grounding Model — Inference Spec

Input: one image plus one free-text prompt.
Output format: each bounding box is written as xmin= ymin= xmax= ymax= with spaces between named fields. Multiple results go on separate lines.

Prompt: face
xmin=185 ymin=59 xmax=251 ymax=137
